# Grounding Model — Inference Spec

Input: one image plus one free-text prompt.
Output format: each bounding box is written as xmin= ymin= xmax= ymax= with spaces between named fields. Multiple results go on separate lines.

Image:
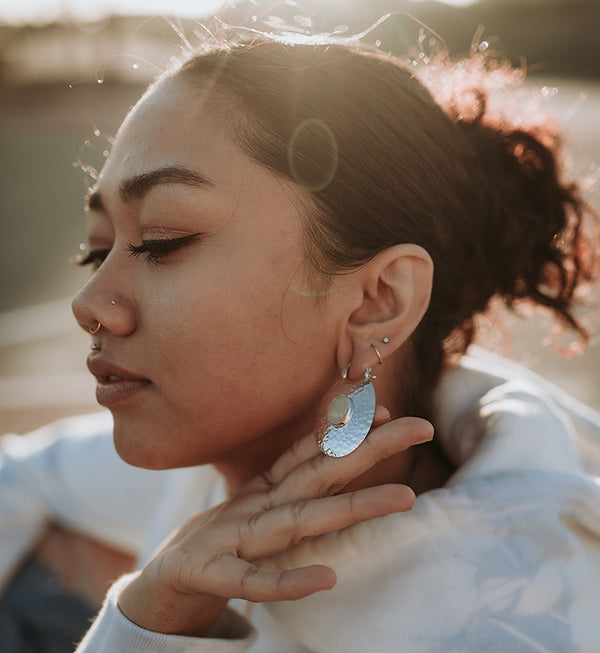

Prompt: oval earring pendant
xmin=315 ymin=368 xmax=376 ymax=457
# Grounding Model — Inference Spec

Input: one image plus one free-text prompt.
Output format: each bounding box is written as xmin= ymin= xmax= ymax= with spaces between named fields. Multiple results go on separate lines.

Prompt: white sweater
xmin=2 ymin=348 xmax=600 ymax=652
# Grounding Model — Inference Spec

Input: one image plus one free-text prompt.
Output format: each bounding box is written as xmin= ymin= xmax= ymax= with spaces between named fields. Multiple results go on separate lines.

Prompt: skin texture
xmin=34 ymin=523 xmax=135 ymax=607
xmin=71 ymin=77 xmax=437 ymax=636
xmin=118 ymin=409 xmax=433 ymax=636
xmin=73 ymin=79 xmax=343 ymax=482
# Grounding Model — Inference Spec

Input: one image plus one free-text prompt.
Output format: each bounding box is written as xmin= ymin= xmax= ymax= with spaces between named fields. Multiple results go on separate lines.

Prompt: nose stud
xmin=89 ymin=321 xmax=102 ymax=334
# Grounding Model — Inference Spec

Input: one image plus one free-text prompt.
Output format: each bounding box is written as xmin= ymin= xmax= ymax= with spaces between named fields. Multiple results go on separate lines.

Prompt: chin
xmin=111 ymin=417 xmax=175 ymax=470
xmin=111 ymin=415 xmax=217 ymax=470
xmin=113 ymin=438 xmax=165 ymax=470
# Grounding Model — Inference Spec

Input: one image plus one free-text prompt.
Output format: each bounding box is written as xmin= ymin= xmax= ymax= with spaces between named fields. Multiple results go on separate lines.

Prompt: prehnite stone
xmin=327 ymin=394 xmax=352 ymax=426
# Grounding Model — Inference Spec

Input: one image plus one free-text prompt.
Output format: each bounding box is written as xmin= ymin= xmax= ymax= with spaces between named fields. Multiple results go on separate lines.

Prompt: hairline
xmin=159 ymin=61 xmax=343 ymax=295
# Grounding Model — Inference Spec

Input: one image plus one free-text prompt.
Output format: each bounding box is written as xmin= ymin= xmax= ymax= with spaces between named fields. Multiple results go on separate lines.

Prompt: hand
xmin=118 ymin=410 xmax=433 ymax=636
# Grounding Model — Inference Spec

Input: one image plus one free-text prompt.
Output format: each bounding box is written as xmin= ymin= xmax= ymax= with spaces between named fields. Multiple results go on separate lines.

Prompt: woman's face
xmin=72 ymin=78 xmax=340 ymax=472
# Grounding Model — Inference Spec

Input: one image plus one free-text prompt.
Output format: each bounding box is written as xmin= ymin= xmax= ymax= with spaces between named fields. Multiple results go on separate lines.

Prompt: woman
xmin=68 ymin=31 xmax=600 ymax=651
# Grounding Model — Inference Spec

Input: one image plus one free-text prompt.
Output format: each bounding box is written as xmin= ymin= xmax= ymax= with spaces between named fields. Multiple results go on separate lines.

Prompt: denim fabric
xmin=0 ymin=558 xmax=97 ymax=653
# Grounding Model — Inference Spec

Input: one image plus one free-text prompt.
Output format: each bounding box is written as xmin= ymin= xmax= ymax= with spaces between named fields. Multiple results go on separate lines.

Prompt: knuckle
xmin=290 ymin=436 xmax=305 ymax=460
xmin=308 ymin=455 xmax=328 ymax=486
xmin=258 ymin=469 xmax=275 ymax=488
xmin=200 ymin=550 xmax=227 ymax=577
xmin=264 ymin=484 xmax=279 ymax=509
xmin=374 ymin=447 xmax=394 ymax=465
xmin=363 ymin=436 xmax=394 ymax=465
xmin=246 ymin=510 xmax=264 ymax=536
xmin=314 ymin=473 xmax=346 ymax=497
xmin=322 ymin=480 xmax=346 ymax=497
xmin=288 ymin=532 xmax=311 ymax=548
xmin=289 ymin=500 xmax=308 ymax=527
xmin=239 ymin=565 xmax=259 ymax=595
xmin=347 ymin=490 xmax=358 ymax=513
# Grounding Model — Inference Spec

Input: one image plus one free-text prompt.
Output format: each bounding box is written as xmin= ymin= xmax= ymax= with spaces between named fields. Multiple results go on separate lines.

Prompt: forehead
xmin=101 ymin=78 xmax=243 ymax=186
xmin=89 ymin=77 xmax=310 ymax=261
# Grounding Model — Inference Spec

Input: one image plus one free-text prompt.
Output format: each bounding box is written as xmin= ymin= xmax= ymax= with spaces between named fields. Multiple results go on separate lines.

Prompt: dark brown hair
xmin=168 ymin=36 xmax=597 ymax=416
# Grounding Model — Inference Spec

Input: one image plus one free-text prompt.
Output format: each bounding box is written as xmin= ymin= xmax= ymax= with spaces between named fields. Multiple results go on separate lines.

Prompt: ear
xmin=339 ymin=244 xmax=433 ymax=380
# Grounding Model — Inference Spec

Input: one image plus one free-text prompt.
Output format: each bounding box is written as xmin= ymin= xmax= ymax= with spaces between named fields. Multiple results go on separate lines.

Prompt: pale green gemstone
xmin=327 ymin=394 xmax=353 ymax=426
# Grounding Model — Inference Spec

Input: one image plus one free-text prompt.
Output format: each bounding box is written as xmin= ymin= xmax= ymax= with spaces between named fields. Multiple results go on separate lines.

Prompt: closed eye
xmin=127 ymin=232 xmax=204 ymax=265
xmin=74 ymin=249 xmax=110 ymax=271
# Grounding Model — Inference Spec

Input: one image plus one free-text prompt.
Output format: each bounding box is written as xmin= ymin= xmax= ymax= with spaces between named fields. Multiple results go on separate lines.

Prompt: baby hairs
xmin=168 ymin=35 xmax=597 ymax=417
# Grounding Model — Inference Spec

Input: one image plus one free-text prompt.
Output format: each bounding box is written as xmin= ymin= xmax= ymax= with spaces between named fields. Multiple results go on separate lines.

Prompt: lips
xmin=87 ymin=354 xmax=151 ymax=407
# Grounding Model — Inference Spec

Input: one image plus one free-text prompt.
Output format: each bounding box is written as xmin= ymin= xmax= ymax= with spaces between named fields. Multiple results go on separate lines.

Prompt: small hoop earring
xmin=371 ymin=344 xmax=383 ymax=365
xmin=90 ymin=343 xmax=100 ymax=351
xmin=315 ymin=366 xmax=376 ymax=457
xmin=110 ymin=299 xmax=117 ymax=306
xmin=89 ymin=321 xmax=101 ymax=335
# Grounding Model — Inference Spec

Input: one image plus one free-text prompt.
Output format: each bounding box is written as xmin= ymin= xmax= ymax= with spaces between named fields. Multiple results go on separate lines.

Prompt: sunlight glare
xmin=0 ymin=0 xmax=479 ymax=25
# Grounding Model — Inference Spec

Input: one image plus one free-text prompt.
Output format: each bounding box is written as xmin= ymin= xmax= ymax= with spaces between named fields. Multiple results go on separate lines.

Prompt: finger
xmin=252 ymin=405 xmax=392 ymax=492
xmin=197 ymin=555 xmax=336 ymax=602
xmin=272 ymin=417 xmax=433 ymax=504
xmin=238 ymin=483 xmax=415 ymax=561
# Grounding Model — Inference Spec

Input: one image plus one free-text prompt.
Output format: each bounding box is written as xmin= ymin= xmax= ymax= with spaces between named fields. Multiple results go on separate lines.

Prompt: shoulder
xmin=267 ymin=468 xmax=600 ymax=651
xmin=265 ymin=351 xmax=600 ymax=651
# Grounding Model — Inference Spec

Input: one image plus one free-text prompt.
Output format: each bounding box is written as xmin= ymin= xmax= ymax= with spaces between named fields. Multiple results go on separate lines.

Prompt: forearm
xmin=0 ymin=412 xmax=169 ymax=594
xmin=34 ymin=522 xmax=135 ymax=607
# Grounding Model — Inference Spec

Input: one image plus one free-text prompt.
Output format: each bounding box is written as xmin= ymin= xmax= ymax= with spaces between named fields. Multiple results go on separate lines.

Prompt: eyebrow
xmin=85 ymin=166 xmax=212 ymax=212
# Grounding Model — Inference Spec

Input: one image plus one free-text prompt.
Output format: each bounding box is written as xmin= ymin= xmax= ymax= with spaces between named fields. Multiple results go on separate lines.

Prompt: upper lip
xmin=87 ymin=354 xmax=150 ymax=383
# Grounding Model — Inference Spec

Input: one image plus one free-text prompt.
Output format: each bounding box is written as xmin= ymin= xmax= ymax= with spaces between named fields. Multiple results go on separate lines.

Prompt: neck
xmin=213 ymin=397 xmax=322 ymax=495
xmin=347 ymin=356 xmax=453 ymax=494
xmin=215 ymin=357 xmax=452 ymax=497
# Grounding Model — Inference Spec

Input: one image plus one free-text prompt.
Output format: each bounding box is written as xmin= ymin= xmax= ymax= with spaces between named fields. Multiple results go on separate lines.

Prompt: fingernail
xmin=416 ymin=423 xmax=435 ymax=443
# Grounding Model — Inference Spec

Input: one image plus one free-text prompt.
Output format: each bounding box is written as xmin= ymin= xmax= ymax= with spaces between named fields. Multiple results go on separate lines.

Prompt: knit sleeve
xmin=76 ymin=574 xmax=256 ymax=653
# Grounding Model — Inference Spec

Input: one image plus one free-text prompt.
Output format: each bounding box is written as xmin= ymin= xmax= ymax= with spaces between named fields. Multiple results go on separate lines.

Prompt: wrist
xmin=117 ymin=570 xmax=228 ymax=637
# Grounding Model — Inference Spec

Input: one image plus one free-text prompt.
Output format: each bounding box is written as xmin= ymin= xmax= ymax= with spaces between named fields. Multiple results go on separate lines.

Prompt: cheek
xmin=117 ymin=277 xmax=334 ymax=468
xmin=133 ymin=244 xmax=334 ymax=429
xmin=143 ymin=271 xmax=295 ymax=392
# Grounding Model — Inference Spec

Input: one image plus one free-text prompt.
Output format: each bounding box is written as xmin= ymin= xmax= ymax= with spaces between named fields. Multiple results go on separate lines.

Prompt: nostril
xmin=71 ymin=282 xmax=135 ymax=338
xmin=71 ymin=297 xmax=94 ymax=334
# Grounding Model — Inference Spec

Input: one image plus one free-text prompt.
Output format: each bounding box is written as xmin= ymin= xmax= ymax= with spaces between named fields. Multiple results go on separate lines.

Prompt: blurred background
xmin=1 ymin=0 xmax=599 ymax=434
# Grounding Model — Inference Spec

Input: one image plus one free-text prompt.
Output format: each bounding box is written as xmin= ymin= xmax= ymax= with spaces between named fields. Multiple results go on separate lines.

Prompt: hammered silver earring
xmin=315 ymin=365 xmax=376 ymax=457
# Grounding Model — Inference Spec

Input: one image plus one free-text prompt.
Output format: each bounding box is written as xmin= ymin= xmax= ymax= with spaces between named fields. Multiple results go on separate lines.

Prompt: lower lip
xmin=95 ymin=379 xmax=151 ymax=407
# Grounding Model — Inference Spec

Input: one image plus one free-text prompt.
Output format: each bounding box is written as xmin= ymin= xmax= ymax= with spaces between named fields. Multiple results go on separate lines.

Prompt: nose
xmin=72 ymin=266 xmax=136 ymax=337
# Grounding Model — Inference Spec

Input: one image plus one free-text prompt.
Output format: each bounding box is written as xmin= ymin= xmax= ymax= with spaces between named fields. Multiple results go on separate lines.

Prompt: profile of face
xmin=72 ymin=78 xmax=347 ymax=472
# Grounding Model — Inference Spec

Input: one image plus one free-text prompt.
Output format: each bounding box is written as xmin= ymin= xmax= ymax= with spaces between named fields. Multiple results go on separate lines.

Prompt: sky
xmin=0 ymin=0 xmax=477 ymax=25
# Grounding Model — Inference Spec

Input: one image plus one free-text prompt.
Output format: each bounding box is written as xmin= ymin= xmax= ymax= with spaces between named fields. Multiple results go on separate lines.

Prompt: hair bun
xmin=449 ymin=89 xmax=596 ymax=338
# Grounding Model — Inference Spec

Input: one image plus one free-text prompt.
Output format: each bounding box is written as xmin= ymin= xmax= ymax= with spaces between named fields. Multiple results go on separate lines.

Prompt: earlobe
xmin=344 ymin=244 xmax=433 ymax=379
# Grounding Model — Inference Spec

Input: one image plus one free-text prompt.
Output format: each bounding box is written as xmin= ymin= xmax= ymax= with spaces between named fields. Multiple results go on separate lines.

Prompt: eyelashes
xmin=74 ymin=249 xmax=109 ymax=271
xmin=76 ymin=232 xmax=204 ymax=270
xmin=128 ymin=232 xmax=204 ymax=265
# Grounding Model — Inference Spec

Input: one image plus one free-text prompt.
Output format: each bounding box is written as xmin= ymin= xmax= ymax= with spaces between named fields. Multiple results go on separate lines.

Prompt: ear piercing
xmin=315 ymin=366 xmax=376 ymax=457
xmin=90 ymin=343 xmax=100 ymax=350
xmin=371 ymin=344 xmax=383 ymax=365
xmin=315 ymin=335 xmax=390 ymax=456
